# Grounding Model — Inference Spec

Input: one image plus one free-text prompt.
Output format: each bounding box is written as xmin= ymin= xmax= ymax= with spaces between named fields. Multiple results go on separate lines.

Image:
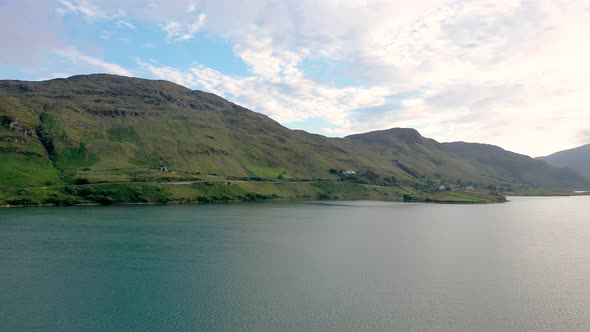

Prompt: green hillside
xmin=442 ymin=142 xmax=590 ymax=189
xmin=346 ymin=128 xmax=494 ymax=185
xmin=0 ymin=74 xmax=581 ymax=205
xmin=538 ymin=144 xmax=590 ymax=179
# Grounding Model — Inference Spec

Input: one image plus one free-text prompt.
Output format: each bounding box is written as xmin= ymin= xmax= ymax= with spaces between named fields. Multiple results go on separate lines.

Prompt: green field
xmin=0 ymin=180 xmax=508 ymax=207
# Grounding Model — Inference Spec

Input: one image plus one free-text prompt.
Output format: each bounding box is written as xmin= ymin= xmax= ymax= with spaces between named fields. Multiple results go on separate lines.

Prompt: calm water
xmin=2 ymin=197 xmax=590 ymax=331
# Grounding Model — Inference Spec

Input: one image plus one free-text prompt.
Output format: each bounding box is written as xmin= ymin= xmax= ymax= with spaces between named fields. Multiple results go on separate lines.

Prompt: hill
xmin=0 ymin=74 xmax=583 ymax=205
xmin=442 ymin=142 xmax=589 ymax=189
xmin=537 ymin=144 xmax=590 ymax=179
xmin=346 ymin=128 xmax=492 ymax=185
xmin=0 ymin=74 xmax=419 ymax=204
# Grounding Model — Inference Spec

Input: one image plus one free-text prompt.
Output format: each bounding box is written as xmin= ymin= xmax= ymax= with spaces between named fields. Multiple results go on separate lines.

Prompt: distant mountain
xmin=442 ymin=142 xmax=589 ymax=189
xmin=0 ymin=74 xmax=585 ymax=205
xmin=346 ymin=128 xmax=493 ymax=184
xmin=537 ymin=144 xmax=590 ymax=179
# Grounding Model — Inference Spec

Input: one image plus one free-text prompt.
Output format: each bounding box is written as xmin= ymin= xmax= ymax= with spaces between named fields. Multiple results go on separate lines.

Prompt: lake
xmin=2 ymin=197 xmax=590 ymax=331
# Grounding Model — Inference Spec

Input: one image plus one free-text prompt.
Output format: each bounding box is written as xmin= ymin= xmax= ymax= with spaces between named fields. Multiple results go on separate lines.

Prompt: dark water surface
xmin=2 ymin=197 xmax=590 ymax=331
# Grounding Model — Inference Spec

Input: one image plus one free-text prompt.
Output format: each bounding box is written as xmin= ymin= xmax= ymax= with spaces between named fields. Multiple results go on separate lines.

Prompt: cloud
xmin=3 ymin=0 xmax=590 ymax=156
xmin=188 ymin=3 xmax=198 ymax=13
xmin=162 ymin=13 xmax=206 ymax=40
xmin=116 ymin=20 xmax=136 ymax=30
xmin=100 ymin=30 xmax=112 ymax=39
xmin=57 ymin=0 xmax=106 ymax=20
xmin=137 ymin=59 xmax=387 ymax=127
xmin=121 ymin=0 xmax=590 ymax=155
xmin=56 ymin=47 xmax=133 ymax=76
xmin=138 ymin=0 xmax=589 ymax=156
xmin=577 ymin=130 xmax=590 ymax=147
xmin=0 ymin=0 xmax=132 ymax=80
xmin=0 ymin=0 xmax=65 ymax=65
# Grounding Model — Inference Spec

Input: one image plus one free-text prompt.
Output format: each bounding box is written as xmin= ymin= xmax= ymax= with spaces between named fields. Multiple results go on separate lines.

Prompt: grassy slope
xmin=0 ymin=180 xmax=416 ymax=206
xmin=537 ymin=143 xmax=590 ymax=179
xmin=420 ymin=190 xmax=507 ymax=204
xmin=442 ymin=142 xmax=590 ymax=189
xmin=346 ymin=128 xmax=497 ymax=185
xmin=0 ymin=74 xmax=576 ymax=206
xmin=0 ymin=75 xmax=411 ymax=184
xmin=0 ymin=75 xmax=421 ymax=205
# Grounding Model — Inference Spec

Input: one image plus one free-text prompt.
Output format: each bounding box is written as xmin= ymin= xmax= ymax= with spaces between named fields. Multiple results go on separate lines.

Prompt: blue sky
xmin=1 ymin=0 xmax=590 ymax=156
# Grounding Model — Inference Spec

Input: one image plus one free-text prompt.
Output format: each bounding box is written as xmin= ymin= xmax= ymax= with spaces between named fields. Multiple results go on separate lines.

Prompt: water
xmin=1 ymin=197 xmax=590 ymax=331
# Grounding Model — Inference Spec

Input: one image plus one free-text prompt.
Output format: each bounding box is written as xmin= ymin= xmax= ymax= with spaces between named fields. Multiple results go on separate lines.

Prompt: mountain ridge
xmin=0 ymin=74 xmax=585 ymax=205
xmin=442 ymin=141 xmax=588 ymax=189
xmin=537 ymin=143 xmax=590 ymax=179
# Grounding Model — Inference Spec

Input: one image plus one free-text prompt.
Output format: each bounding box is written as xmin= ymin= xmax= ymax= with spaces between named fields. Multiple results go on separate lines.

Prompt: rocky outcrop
xmin=1 ymin=136 xmax=28 ymax=145
xmin=0 ymin=116 xmax=36 ymax=136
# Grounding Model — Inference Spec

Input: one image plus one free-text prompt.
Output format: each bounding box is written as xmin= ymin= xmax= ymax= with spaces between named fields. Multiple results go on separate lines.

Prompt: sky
xmin=1 ymin=0 xmax=589 ymax=157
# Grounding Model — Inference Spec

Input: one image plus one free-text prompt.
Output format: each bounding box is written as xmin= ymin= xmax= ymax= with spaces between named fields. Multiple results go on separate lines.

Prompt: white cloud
xmin=0 ymin=0 xmax=65 ymax=65
xmin=100 ymin=30 xmax=112 ymax=39
xmin=188 ymin=3 xmax=198 ymax=13
xmin=134 ymin=0 xmax=590 ymax=156
xmin=138 ymin=60 xmax=387 ymax=128
xmin=56 ymin=47 xmax=133 ymax=76
xmin=4 ymin=0 xmax=590 ymax=155
xmin=161 ymin=22 xmax=182 ymax=39
xmin=162 ymin=13 xmax=206 ymax=40
xmin=57 ymin=0 xmax=106 ymax=20
xmin=116 ymin=20 xmax=136 ymax=29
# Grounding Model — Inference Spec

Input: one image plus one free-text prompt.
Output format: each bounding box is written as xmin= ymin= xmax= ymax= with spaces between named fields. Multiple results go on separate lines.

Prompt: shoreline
xmin=0 ymin=181 xmax=507 ymax=208
xmin=1 ymin=194 xmax=506 ymax=209
xmin=6 ymin=191 xmax=590 ymax=209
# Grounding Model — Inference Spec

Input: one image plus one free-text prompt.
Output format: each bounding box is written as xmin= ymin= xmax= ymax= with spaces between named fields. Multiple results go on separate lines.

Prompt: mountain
xmin=0 ymin=74 xmax=583 ymax=205
xmin=537 ymin=144 xmax=590 ymax=179
xmin=0 ymin=75 xmax=461 ymax=183
xmin=346 ymin=128 xmax=494 ymax=184
xmin=0 ymin=74 xmax=417 ymax=204
xmin=442 ymin=142 xmax=589 ymax=189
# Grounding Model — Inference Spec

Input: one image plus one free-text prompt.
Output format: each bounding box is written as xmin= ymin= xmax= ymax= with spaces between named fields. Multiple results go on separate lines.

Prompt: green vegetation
xmin=538 ymin=143 xmax=590 ymax=179
xmin=0 ymin=74 xmax=586 ymax=207
xmin=401 ymin=189 xmax=506 ymax=204
xmin=508 ymin=187 xmax=589 ymax=196
xmin=442 ymin=142 xmax=589 ymax=189
xmin=0 ymin=181 xmax=406 ymax=206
